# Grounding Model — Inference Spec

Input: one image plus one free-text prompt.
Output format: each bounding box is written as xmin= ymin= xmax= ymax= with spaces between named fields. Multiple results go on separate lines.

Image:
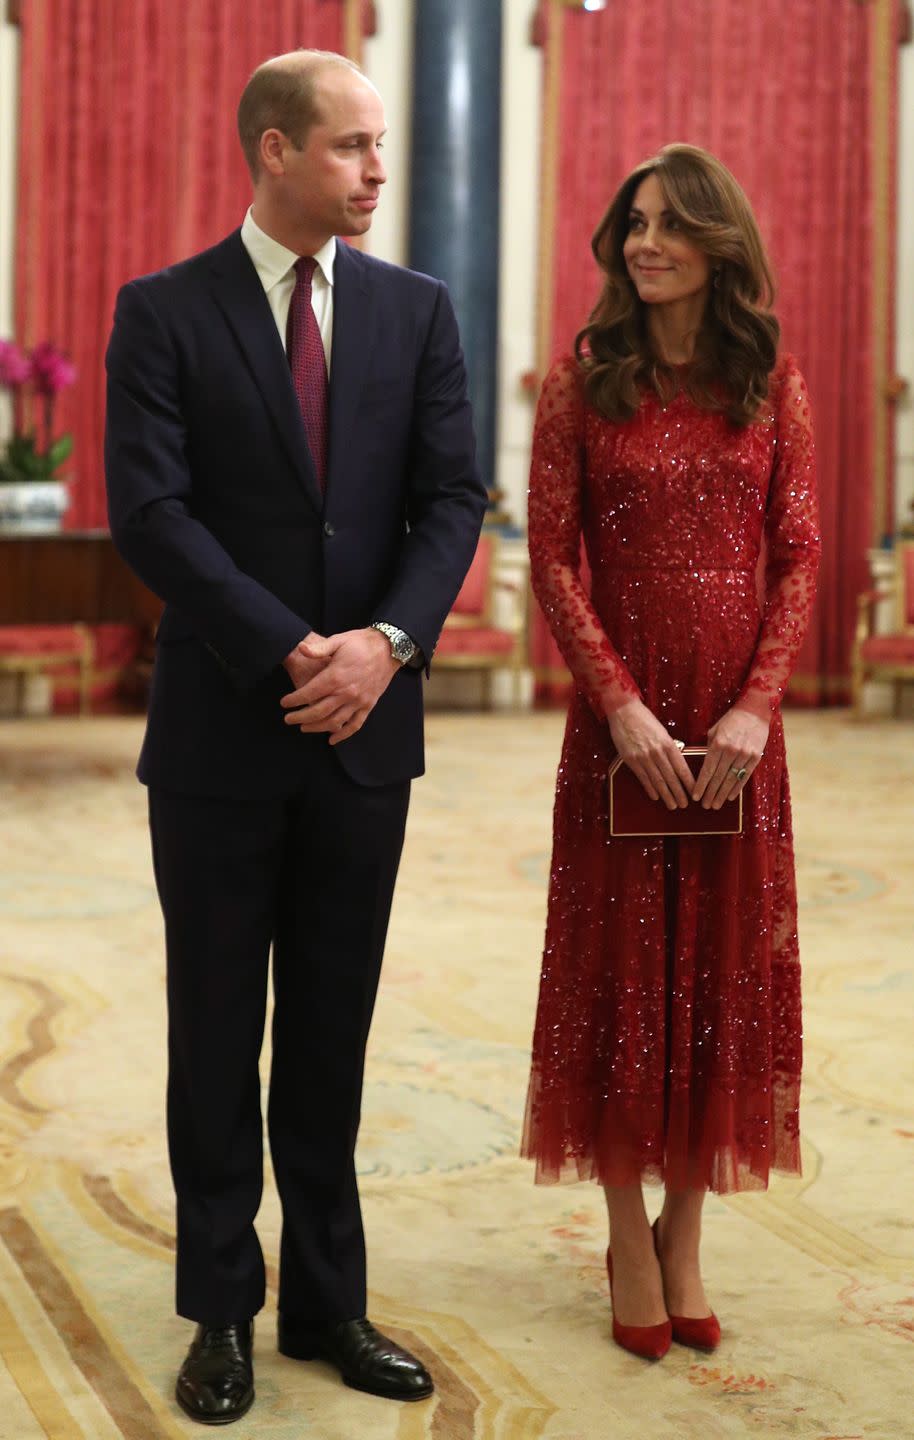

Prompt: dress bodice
xmin=582 ymin=386 xmax=774 ymax=573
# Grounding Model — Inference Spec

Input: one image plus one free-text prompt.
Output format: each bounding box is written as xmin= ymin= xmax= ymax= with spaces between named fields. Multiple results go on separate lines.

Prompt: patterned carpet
xmin=0 ymin=709 xmax=911 ymax=1440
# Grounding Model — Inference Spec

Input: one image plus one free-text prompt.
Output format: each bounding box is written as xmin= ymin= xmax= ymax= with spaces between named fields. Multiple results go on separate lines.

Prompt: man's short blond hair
xmin=237 ymin=50 xmax=365 ymax=180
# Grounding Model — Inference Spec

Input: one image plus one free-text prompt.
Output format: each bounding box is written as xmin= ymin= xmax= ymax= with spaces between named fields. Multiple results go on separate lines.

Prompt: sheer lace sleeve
xmin=528 ymin=356 xmax=642 ymax=717
xmin=736 ymin=356 xmax=821 ymax=719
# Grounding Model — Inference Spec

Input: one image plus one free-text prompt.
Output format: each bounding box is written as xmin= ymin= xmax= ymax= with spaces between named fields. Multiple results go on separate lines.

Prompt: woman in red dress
xmin=522 ymin=145 xmax=820 ymax=1360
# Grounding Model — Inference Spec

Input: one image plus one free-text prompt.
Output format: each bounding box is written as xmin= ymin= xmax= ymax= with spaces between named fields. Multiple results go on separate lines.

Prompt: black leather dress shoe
xmin=175 ymin=1321 xmax=254 ymax=1425
xmin=278 ymin=1315 xmax=434 ymax=1401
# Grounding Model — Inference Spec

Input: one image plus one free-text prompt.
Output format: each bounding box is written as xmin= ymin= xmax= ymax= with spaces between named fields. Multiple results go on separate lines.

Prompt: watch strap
xmin=370 ymin=621 xmax=418 ymax=665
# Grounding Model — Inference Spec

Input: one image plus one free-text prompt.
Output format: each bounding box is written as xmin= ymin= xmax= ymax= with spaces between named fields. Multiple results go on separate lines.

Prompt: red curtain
xmin=532 ymin=0 xmax=899 ymax=707
xmin=15 ymin=0 xmax=349 ymax=531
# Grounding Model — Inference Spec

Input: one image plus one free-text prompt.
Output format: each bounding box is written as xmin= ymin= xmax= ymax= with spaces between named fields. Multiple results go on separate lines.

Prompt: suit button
xmin=323 ymin=521 xmax=335 ymax=537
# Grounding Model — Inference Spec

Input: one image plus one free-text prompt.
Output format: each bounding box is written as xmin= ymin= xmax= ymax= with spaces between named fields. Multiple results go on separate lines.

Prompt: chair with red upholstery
xmin=434 ymin=533 xmax=527 ymax=706
xmin=0 ymin=624 xmax=93 ymax=715
xmin=851 ymin=540 xmax=914 ymax=717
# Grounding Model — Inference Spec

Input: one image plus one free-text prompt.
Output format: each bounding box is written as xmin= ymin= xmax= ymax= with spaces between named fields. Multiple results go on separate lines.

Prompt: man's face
xmin=276 ymin=69 xmax=387 ymax=241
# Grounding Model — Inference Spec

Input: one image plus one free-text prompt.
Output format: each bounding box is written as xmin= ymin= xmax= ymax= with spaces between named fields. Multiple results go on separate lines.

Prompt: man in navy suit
xmin=105 ymin=49 xmax=486 ymax=1425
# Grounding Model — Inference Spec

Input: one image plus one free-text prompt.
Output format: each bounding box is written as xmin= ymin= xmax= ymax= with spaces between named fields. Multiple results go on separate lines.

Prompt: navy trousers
xmin=149 ymin=744 xmax=410 ymax=1327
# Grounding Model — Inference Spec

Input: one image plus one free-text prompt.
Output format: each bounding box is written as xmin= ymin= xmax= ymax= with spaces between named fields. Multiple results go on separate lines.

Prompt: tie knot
xmin=294 ymin=256 xmax=317 ymax=286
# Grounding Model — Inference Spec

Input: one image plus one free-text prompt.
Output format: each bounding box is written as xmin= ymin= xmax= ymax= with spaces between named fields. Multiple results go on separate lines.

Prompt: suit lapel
xmin=326 ymin=241 xmax=374 ymax=502
xmin=206 ymin=232 xmax=323 ymax=514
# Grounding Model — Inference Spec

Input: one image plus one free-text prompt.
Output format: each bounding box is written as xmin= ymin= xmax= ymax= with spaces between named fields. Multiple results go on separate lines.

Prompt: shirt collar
xmin=241 ymin=207 xmax=336 ymax=291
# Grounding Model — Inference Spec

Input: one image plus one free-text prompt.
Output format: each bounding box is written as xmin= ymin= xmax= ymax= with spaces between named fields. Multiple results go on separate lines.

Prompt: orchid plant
xmin=0 ymin=339 xmax=77 ymax=484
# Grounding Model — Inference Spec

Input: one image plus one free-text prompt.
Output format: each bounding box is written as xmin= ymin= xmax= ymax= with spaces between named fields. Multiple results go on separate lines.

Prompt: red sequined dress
xmin=521 ymin=353 xmax=820 ymax=1194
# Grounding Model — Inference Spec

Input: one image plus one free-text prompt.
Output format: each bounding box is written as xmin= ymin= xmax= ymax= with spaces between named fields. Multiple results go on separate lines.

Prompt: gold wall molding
xmin=535 ymin=0 xmax=566 ymax=381
xmin=344 ymin=0 xmax=368 ymax=63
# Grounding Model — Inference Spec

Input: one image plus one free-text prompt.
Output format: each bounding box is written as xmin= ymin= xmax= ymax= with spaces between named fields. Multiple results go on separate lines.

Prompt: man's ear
xmin=259 ymin=129 xmax=288 ymax=178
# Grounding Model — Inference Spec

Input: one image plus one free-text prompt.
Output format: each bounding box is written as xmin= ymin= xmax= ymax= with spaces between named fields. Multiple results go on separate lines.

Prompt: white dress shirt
xmin=240 ymin=207 xmax=335 ymax=373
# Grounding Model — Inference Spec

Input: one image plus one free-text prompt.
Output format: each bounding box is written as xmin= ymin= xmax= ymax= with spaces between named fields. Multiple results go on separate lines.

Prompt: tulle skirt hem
xmin=521 ymin=1069 xmax=801 ymax=1196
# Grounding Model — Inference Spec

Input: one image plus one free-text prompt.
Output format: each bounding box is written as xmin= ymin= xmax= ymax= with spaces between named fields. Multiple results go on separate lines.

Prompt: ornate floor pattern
xmin=0 ymin=710 xmax=911 ymax=1439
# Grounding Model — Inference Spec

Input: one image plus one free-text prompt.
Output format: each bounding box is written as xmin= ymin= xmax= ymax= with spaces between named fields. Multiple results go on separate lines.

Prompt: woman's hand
xmin=607 ymin=698 xmax=694 ymax=810
xmin=693 ymin=707 xmax=770 ymax=809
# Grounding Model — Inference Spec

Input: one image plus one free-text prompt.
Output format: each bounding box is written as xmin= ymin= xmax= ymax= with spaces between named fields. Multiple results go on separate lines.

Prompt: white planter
xmin=0 ymin=479 xmax=70 ymax=533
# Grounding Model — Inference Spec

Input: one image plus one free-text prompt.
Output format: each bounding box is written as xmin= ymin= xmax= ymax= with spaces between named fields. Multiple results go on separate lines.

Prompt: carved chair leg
xmin=79 ymin=654 xmax=91 ymax=715
xmin=850 ymin=660 xmax=865 ymax=721
xmin=76 ymin=624 xmax=92 ymax=717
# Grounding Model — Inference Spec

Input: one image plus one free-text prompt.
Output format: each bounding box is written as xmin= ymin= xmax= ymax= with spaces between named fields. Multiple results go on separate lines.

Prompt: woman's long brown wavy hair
xmin=575 ymin=144 xmax=779 ymax=426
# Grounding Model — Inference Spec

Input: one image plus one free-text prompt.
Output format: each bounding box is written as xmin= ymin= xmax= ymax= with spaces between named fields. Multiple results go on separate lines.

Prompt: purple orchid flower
xmin=0 ymin=339 xmax=33 ymax=388
xmin=29 ymin=341 xmax=77 ymax=397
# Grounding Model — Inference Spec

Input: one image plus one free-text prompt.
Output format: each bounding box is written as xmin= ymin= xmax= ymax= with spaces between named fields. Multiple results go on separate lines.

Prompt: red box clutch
xmin=608 ymin=747 xmax=743 ymax=837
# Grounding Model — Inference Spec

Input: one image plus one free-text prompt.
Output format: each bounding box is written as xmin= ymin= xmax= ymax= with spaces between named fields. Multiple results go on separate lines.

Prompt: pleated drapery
xmin=15 ymin=0 xmax=349 ymax=530
xmin=531 ymin=0 xmax=900 ymax=708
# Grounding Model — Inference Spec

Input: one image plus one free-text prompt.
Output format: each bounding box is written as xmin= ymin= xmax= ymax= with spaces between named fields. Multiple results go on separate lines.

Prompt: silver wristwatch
xmin=370 ymin=621 xmax=418 ymax=665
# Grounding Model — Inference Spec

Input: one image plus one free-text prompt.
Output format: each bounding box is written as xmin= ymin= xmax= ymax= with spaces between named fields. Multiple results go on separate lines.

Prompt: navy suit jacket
xmin=105 ymin=231 xmax=486 ymax=795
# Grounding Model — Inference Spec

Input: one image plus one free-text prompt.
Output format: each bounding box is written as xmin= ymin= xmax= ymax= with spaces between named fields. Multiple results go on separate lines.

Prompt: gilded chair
xmin=434 ymin=533 xmax=528 ymax=706
xmin=851 ymin=540 xmax=914 ymax=717
xmin=0 ymin=623 xmax=93 ymax=715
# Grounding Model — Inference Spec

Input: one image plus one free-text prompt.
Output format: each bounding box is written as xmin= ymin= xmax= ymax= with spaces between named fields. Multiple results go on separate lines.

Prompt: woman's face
xmin=623 ymin=173 xmax=712 ymax=308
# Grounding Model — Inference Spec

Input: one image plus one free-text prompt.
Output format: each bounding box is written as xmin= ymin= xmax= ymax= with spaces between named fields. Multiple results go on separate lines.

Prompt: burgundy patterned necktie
xmin=286 ymin=256 xmax=329 ymax=489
